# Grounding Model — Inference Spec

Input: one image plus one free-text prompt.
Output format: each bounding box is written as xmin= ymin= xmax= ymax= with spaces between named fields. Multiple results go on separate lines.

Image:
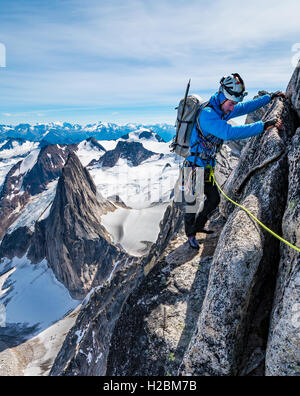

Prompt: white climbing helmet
xmin=219 ymin=73 xmax=248 ymax=102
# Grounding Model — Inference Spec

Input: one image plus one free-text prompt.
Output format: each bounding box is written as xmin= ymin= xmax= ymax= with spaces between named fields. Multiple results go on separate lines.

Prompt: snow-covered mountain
xmin=0 ymin=131 xmax=182 ymax=375
xmin=120 ymin=129 xmax=165 ymax=143
xmin=0 ymin=143 xmax=77 ymax=240
xmin=0 ymin=122 xmax=175 ymax=145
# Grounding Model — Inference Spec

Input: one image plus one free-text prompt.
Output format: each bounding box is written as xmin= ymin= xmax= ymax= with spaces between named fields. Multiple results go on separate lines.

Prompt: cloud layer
xmin=0 ymin=0 xmax=299 ymax=124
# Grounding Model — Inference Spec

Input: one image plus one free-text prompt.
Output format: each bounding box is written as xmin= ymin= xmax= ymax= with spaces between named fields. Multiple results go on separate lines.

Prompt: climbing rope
xmin=210 ymin=168 xmax=300 ymax=253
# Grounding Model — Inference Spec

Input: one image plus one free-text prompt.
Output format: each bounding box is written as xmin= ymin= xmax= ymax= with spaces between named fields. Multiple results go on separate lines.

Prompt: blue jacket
xmin=186 ymin=92 xmax=271 ymax=167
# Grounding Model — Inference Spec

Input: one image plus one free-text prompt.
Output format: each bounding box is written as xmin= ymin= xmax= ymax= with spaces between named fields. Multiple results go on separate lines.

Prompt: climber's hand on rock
xmin=264 ymin=118 xmax=284 ymax=131
xmin=275 ymin=119 xmax=284 ymax=130
xmin=271 ymin=91 xmax=286 ymax=100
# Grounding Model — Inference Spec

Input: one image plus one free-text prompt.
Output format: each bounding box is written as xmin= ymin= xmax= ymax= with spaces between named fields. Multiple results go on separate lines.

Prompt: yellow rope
xmin=210 ymin=169 xmax=300 ymax=253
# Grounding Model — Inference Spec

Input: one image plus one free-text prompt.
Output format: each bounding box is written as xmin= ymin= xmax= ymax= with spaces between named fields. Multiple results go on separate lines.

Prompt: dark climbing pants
xmin=184 ymin=176 xmax=220 ymax=238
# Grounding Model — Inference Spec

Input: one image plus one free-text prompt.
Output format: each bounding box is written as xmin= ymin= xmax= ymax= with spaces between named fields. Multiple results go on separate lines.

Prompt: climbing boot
xmin=188 ymin=236 xmax=200 ymax=250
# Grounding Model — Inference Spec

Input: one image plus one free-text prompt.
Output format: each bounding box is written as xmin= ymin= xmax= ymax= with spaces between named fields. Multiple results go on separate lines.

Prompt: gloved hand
xmin=270 ymin=91 xmax=286 ymax=100
xmin=264 ymin=118 xmax=284 ymax=131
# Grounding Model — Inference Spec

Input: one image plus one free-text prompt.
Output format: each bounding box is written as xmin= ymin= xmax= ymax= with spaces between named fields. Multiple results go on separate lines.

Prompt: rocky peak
xmin=0 ymin=159 xmax=24 ymax=201
xmin=85 ymin=137 xmax=106 ymax=152
xmin=28 ymin=151 xmax=127 ymax=299
xmin=49 ymin=151 xmax=115 ymax=233
xmin=0 ymin=144 xmax=75 ymax=240
xmin=90 ymin=140 xmax=157 ymax=168
xmin=23 ymin=144 xmax=73 ymax=196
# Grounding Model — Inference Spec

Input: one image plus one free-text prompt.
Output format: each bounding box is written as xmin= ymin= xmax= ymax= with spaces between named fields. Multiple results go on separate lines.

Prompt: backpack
xmin=170 ymin=80 xmax=207 ymax=158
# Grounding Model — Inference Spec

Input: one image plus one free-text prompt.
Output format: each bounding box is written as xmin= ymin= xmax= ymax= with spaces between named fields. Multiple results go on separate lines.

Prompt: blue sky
xmin=0 ymin=0 xmax=299 ymax=125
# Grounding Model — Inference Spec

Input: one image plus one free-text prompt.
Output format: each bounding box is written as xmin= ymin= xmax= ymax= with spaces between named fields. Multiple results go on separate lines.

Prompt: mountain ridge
xmin=0 ymin=122 xmax=175 ymax=144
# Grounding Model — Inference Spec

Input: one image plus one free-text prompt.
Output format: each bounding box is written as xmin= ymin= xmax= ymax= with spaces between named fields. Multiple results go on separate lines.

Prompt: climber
xmin=185 ymin=73 xmax=285 ymax=249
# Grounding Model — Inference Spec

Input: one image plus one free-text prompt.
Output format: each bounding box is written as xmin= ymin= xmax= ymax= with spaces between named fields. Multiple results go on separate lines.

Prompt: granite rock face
xmin=215 ymin=140 xmax=247 ymax=188
xmin=265 ymin=127 xmax=300 ymax=376
xmin=219 ymin=96 xmax=296 ymax=220
xmin=0 ymin=226 xmax=33 ymax=259
xmin=49 ymin=256 xmax=140 ymax=376
xmin=106 ymin=221 xmax=223 ymax=376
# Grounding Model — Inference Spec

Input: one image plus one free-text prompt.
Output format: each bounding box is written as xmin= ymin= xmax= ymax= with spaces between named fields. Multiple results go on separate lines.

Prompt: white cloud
xmin=0 ymin=0 xmax=299 ymax=123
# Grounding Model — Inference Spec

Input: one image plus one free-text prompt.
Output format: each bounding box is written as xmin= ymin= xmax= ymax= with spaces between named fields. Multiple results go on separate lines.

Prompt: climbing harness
xmin=210 ymin=168 xmax=300 ymax=253
xmin=193 ymin=110 xmax=223 ymax=165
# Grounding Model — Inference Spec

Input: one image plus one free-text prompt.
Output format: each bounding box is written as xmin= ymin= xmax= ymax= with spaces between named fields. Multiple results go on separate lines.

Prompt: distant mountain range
xmin=0 ymin=122 xmax=175 ymax=145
